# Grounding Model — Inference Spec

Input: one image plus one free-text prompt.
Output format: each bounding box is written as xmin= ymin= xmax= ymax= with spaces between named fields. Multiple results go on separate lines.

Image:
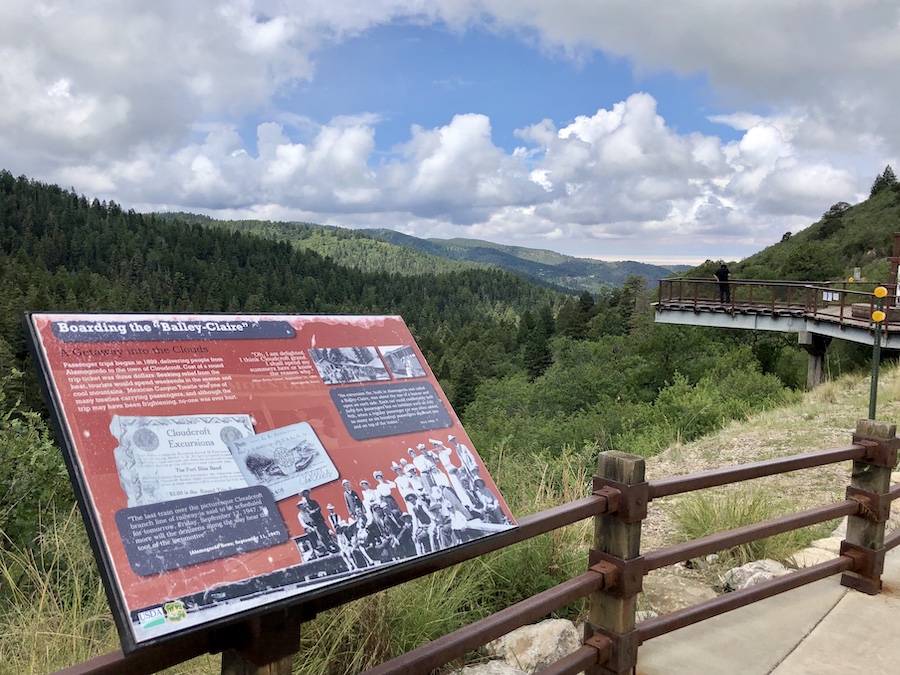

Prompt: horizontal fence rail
xmin=55 ymin=423 xmax=900 ymax=675
xmin=886 ymin=528 xmax=900 ymax=552
xmin=358 ymin=429 xmax=899 ymax=675
xmin=643 ymin=500 xmax=861 ymax=571
xmin=362 ymin=569 xmax=612 ymax=675
xmin=649 ymin=444 xmax=868 ymax=499
xmin=636 ymin=556 xmax=856 ymax=643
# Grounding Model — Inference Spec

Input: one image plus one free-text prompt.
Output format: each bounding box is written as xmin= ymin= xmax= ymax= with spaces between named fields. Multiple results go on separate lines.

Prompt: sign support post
xmin=869 ymin=287 xmax=887 ymax=419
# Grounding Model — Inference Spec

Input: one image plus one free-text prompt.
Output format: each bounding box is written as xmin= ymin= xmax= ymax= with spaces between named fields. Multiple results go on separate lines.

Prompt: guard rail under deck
xmin=55 ymin=421 xmax=900 ymax=675
xmin=655 ymin=278 xmax=900 ymax=348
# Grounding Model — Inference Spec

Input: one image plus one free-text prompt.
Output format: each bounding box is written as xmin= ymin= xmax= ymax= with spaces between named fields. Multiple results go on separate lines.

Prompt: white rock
xmin=722 ymin=559 xmax=790 ymax=591
xmin=640 ymin=573 xmax=717 ymax=614
xmin=888 ymin=503 xmax=900 ymax=532
xmin=789 ymin=547 xmax=835 ymax=568
xmin=636 ymin=609 xmax=659 ymax=622
xmin=485 ymin=618 xmax=580 ymax=672
xmin=810 ymin=536 xmax=842 ymax=554
xmin=831 ymin=518 xmax=847 ymax=538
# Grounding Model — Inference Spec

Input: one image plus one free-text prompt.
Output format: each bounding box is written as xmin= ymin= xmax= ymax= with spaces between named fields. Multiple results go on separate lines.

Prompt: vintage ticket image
xmin=110 ymin=414 xmax=255 ymax=507
xmin=227 ymin=421 xmax=339 ymax=501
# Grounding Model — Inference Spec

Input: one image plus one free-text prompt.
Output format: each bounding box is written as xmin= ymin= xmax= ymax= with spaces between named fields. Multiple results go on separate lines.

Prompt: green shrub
xmin=0 ymin=374 xmax=73 ymax=551
xmin=773 ymin=347 xmax=808 ymax=390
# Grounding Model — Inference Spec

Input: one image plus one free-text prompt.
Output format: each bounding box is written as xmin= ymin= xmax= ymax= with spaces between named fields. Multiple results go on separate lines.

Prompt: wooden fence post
xmin=221 ymin=653 xmax=293 ymax=675
xmin=220 ymin=609 xmax=302 ymax=675
xmin=840 ymin=419 xmax=899 ymax=594
xmin=587 ymin=451 xmax=648 ymax=675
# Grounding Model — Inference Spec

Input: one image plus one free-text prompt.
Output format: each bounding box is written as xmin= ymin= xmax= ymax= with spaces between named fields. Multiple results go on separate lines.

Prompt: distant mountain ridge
xmin=363 ymin=229 xmax=687 ymax=292
xmin=158 ymin=213 xmax=686 ymax=293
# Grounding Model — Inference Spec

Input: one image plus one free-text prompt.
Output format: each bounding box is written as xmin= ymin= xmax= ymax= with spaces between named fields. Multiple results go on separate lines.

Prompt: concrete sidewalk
xmin=635 ymin=548 xmax=900 ymax=675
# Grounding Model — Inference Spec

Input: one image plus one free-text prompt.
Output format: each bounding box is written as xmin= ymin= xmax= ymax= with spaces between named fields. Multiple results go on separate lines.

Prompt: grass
xmin=0 ymin=445 xmax=595 ymax=675
xmin=292 ymin=445 xmax=596 ymax=674
xmin=669 ymin=485 xmax=836 ymax=567
xmin=0 ymin=507 xmax=118 ymax=675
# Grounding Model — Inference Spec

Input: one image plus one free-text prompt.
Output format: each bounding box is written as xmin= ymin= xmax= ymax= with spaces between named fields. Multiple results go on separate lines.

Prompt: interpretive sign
xmin=25 ymin=313 xmax=516 ymax=652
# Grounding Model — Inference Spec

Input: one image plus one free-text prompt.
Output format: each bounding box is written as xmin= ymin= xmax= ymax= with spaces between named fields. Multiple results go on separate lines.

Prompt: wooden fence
xmin=57 ymin=419 xmax=900 ymax=675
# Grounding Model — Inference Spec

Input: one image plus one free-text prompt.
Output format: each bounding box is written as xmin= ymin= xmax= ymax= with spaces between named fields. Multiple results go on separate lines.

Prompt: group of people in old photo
xmin=293 ymin=434 xmax=512 ymax=575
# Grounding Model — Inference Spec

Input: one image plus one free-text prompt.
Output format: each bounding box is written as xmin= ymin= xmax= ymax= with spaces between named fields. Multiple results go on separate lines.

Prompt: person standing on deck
xmin=714 ymin=263 xmax=731 ymax=304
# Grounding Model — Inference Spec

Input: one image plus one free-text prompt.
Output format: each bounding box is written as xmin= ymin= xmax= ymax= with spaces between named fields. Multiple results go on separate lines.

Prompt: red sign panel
xmin=26 ymin=313 xmax=516 ymax=651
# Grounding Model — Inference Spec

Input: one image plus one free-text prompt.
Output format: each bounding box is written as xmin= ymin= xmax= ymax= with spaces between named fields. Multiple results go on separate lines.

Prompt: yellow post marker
xmin=869 ymin=287 xmax=888 ymax=418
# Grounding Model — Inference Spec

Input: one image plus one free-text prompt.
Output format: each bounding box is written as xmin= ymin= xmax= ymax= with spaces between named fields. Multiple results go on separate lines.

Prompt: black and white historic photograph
xmin=379 ymin=345 xmax=427 ymax=379
xmin=227 ymin=421 xmax=339 ymax=501
xmin=309 ymin=346 xmax=391 ymax=385
xmin=289 ymin=432 xmax=512 ymax=576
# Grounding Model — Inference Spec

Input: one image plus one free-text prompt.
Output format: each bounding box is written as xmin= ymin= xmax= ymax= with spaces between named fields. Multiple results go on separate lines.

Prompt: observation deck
xmin=654 ymin=278 xmax=900 ymax=347
xmin=653 ymin=278 xmax=899 ymax=387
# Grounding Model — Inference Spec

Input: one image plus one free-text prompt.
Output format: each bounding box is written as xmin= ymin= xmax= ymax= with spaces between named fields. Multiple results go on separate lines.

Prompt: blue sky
xmin=291 ymin=22 xmax=741 ymax=154
xmin=3 ymin=2 xmax=898 ymax=265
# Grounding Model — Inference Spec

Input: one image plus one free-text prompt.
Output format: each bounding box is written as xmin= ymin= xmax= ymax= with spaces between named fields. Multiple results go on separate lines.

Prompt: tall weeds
xmin=292 ymin=444 xmax=595 ymax=674
xmin=0 ymin=507 xmax=117 ymax=675
xmin=670 ymin=486 xmax=833 ymax=566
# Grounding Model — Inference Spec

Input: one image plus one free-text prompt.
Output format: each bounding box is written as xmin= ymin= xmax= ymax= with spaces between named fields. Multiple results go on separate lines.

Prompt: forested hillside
xmin=1 ymin=169 xmax=820 ymax=545
xmin=158 ymin=212 xmax=484 ymax=277
xmin=156 ymin=212 xmax=680 ymax=293
xmin=0 ymin=171 xmax=561 ymax=413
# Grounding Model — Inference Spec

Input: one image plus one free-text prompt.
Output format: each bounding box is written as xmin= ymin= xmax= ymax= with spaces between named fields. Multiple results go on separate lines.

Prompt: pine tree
xmin=870 ymin=165 xmax=897 ymax=197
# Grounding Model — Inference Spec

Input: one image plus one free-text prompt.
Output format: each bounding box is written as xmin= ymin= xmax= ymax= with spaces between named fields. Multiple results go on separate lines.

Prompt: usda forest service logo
xmin=163 ymin=600 xmax=187 ymax=622
xmin=137 ymin=606 xmax=166 ymax=629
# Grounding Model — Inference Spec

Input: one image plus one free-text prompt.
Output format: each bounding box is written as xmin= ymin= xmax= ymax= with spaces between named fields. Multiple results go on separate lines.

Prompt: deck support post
xmin=219 ymin=608 xmax=303 ymax=675
xmin=798 ymin=331 xmax=831 ymax=389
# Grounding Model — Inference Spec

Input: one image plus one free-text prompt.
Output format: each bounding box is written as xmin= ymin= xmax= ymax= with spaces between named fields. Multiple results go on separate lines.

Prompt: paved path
xmin=636 ymin=548 xmax=900 ymax=675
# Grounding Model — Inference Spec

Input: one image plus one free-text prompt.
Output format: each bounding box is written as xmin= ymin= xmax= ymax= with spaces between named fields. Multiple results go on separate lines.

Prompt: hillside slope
xmin=162 ymin=214 xmax=682 ymax=294
xmin=0 ymin=172 xmax=565 ymax=413
xmin=643 ymin=364 xmax=900 ymax=553
xmin=674 ymin=173 xmax=900 ymax=282
xmin=735 ymin=180 xmax=900 ymax=281
xmin=365 ymin=228 xmax=686 ymax=292
xmin=158 ymin=212 xmax=483 ymax=277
